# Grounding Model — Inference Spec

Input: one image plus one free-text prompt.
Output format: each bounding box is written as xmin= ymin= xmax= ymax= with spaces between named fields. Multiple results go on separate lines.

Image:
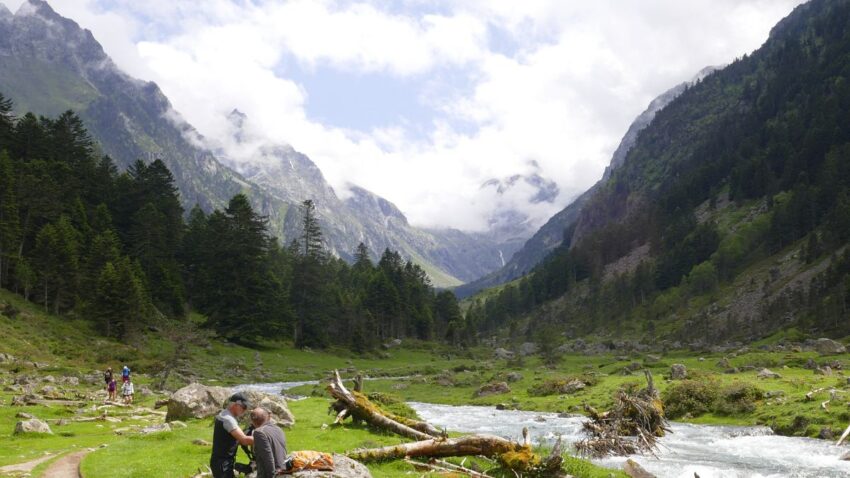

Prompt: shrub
xmin=527 ymin=375 xmax=598 ymax=397
xmin=662 ymin=379 xmax=719 ymax=419
xmin=715 ymin=382 xmax=764 ymax=415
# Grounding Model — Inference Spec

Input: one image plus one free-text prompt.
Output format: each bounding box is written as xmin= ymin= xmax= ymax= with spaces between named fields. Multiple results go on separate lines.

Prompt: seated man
xmin=210 ymin=392 xmax=254 ymax=478
xmin=251 ymin=407 xmax=288 ymax=478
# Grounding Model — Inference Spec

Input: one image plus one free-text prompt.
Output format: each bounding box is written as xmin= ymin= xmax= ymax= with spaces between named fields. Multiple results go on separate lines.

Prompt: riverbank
xmin=2 ymin=288 xmax=850 ymax=476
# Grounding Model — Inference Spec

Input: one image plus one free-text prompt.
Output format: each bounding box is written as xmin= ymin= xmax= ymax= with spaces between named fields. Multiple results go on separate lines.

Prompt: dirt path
xmin=41 ymin=450 xmax=90 ymax=478
xmin=0 ymin=453 xmax=57 ymax=474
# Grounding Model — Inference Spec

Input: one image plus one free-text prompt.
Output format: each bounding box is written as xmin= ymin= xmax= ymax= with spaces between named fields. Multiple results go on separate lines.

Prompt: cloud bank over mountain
xmin=1 ymin=0 xmax=805 ymax=231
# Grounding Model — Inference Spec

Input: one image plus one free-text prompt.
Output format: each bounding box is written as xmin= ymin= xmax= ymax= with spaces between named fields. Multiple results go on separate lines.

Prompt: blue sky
xmin=3 ymin=0 xmax=807 ymax=231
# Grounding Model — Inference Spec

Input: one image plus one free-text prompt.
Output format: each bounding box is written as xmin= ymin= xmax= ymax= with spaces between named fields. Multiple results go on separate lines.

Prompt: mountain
xmin=468 ymin=0 xmax=850 ymax=344
xmin=215 ymin=110 xmax=526 ymax=286
xmin=0 ymin=0 xmax=521 ymax=287
xmin=455 ymin=66 xmax=717 ymax=298
xmin=0 ymin=0 xmax=288 ymax=223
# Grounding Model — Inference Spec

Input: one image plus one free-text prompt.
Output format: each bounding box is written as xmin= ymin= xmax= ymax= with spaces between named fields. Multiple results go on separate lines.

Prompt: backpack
xmin=279 ymin=451 xmax=334 ymax=474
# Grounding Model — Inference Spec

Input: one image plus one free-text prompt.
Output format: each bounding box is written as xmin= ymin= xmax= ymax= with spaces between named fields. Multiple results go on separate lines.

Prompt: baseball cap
xmin=228 ymin=392 xmax=252 ymax=409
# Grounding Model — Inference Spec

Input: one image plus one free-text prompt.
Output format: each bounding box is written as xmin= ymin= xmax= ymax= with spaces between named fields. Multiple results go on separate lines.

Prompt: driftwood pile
xmin=327 ymin=370 xmax=567 ymax=477
xmin=575 ymin=371 xmax=669 ymax=458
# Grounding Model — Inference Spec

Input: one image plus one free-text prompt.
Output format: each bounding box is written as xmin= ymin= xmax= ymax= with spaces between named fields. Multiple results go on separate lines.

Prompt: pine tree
xmin=300 ymin=199 xmax=324 ymax=258
xmin=0 ymin=93 xmax=14 ymax=147
xmin=0 ymin=152 xmax=21 ymax=288
xmin=354 ymin=242 xmax=372 ymax=270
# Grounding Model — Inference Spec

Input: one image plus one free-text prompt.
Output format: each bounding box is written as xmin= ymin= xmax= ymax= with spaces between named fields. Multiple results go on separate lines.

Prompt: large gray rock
xmin=493 ymin=348 xmax=514 ymax=360
xmin=14 ymin=419 xmax=52 ymax=435
xmin=519 ymin=342 xmax=539 ymax=356
xmin=240 ymin=390 xmax=295 ymax=428
xmin=291 ymin=455 xmax=372 ymax=477
xmin=670 ymin=364 xmax=687 ymax=380
xmin=166 ymin=383 xmax=232 ymax=421
xmin=815 ymin=338 xmax=846 ymax=355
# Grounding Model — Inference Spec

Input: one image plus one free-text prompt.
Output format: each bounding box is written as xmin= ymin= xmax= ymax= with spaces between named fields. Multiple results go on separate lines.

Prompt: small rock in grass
xmin=757 ymin=368 xmax=781 ymax=379
xmin=192 ymin=439 xmax=211 ymax=446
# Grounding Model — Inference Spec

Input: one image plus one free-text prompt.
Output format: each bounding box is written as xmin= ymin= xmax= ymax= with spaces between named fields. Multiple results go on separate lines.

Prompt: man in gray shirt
xmin=251 ymin=407 xmax=288 ymax=478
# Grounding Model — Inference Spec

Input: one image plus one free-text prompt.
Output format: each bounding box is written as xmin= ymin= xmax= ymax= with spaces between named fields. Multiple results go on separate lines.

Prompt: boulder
xmin=505 ymin=372 xmax=523 ymax=383
xmin=803 ymin=358 xmax=818 ymax=370
xmin=493 ymin=348 xmax=514 ymax=360
xmin=715 ymin=358 xmax=731 ymax=369
xmin=291 ymin=454 xmax=372 ymax=478
xmin=814 ymin=338 xmax=846 ymax=355
xmin=474 ymin=382 xmax=511 ymax=398
xmin=814 ymin=366 xmax=833 ymax=376
xmin=757 ymin=368 xmax=781 ymax=379
xmin=670 ymin=364 xmax=687 ymax=380
xmin=644 ymin=354 xmax=661 ymax=364
xmin=240 ymin=390 xmax=295 ymax=428
xmin=166 ymin=383 xmax=232 ymax=421
xmin=193 ymin=438 xmax=211 ymax=446
xmin=623 ymin=458 xmax=656 ymax=478
xmin=14 ymin=419 xmax=52 ymax=435
xmin=519 ymin=342 xmax=539 ymax=356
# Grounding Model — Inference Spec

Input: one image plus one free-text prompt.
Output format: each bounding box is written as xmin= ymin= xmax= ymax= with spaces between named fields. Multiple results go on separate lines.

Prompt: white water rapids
xmin=409 ymin=402 xmax=850 ymax=478
xmin=237 ymin=380 xmax=850 ymax=477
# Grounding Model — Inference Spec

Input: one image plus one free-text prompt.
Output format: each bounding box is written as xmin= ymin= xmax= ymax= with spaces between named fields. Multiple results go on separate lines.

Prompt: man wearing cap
xmin=210 ymin=392 xmax=254 ymax=478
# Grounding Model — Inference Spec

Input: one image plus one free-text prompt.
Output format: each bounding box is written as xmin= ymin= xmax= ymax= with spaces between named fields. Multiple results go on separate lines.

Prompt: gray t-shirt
xmin=216 ymin=409 xmax=239 ymax=433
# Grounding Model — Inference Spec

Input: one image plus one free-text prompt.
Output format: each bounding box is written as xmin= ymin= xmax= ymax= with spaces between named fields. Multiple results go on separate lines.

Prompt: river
xmin=237 ymin=380 xmax=850 ymax=477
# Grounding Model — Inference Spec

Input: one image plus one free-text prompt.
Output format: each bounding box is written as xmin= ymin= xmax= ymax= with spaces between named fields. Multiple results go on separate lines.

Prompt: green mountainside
xmin=468 ymin=0 xmax=850 ymax=346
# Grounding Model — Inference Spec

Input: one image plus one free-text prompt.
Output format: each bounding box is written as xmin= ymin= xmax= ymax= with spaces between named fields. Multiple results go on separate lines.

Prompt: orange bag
xmin=287 ymin=450 xmax=334 ymax=472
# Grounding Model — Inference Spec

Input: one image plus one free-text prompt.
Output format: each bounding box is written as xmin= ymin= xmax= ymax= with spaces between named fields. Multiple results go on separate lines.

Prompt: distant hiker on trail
xmin=121 ymin=379 xmax=134 ymax=404
xmin=122 ymin=365 xmax=130 ymax=383
xmin=210 ymin=392 xmax=254 ymax=478
xmin=107 ymin=377 xmax=117 ymax=402
xmin=103 ymin=367 xmax=113 ymax=393
xmin=250 ymin=407 xmax=287 ymax=478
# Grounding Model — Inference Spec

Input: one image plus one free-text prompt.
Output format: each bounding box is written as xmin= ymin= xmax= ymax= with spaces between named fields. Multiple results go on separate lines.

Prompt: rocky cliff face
xmin=455 ymin=66 xmax=717 ymax=298
xmin=0 ymin=0 xmax=522 ymax=287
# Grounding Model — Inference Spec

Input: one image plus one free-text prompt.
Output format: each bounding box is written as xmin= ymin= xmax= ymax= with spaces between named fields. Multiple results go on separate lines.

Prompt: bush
xmin=527 ymin=375 xmax=598 ymax=397
xmin=662 ymin=380 xmax=719 ymax=419
xmin=663 ymin=379 xmax=764 ymax=418
xmin=715 ymin=382 xmax=764 ymax=415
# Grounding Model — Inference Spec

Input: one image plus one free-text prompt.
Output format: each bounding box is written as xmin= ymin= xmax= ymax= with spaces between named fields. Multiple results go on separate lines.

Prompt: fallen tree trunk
xmin=349 ymin=434 xmax=525 ymax=462
xmin=351 ymin=433 xmax=563 ymax=476
xmin=327 ymin=370 xmax=440 ymax=440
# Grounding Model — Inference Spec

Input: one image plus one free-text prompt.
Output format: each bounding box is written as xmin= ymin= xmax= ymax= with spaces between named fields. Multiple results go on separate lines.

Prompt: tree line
xmin=0 ymin=93 xmax=462 ymax=349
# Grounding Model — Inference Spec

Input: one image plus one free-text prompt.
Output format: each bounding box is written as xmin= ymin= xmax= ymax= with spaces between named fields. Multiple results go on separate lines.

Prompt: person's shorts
xmin=122 ymin=376 xmax=129 ymax=382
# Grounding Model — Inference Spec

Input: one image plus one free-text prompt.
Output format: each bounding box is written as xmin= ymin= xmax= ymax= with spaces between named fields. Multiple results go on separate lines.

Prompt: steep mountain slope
xmin=469 ymin=0 xmax=850 ymax=343
xmin=455 ymin=67 xmax=717 ymax=298
xmin=0 ymin=0 xmax=285 ymax=222
xmin=0 ymin=0 xmax=521 ymax=287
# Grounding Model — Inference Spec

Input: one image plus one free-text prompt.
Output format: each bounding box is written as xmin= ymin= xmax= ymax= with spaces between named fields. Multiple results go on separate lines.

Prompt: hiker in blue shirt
xmin=121 ymin=365 xmax=130 ymax=383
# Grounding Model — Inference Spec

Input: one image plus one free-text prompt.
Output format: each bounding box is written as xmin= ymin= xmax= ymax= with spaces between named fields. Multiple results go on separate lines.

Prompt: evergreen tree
xmin=0 ymin=152 xmax=21 ymax=288
xmin=300 ymin=199 xmax=324 ymax=258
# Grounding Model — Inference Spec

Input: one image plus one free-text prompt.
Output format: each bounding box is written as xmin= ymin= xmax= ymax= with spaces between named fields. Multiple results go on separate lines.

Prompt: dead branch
xmin=575 ymin=373 xmax=668 ymax=458
xmin=837 ymin=422 xmax=850 ymax=446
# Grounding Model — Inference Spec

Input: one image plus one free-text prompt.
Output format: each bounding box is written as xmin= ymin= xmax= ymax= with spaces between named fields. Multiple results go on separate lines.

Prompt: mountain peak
xmin=16 ymin=0 xmax=60 ymax=20
xmin=0 ymin=3 xmax=12 ymax=20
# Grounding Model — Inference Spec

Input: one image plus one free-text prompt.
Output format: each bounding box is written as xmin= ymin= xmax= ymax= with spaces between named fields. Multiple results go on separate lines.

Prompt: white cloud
xmin=0 ymin=0 xmax=807 ymax=231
